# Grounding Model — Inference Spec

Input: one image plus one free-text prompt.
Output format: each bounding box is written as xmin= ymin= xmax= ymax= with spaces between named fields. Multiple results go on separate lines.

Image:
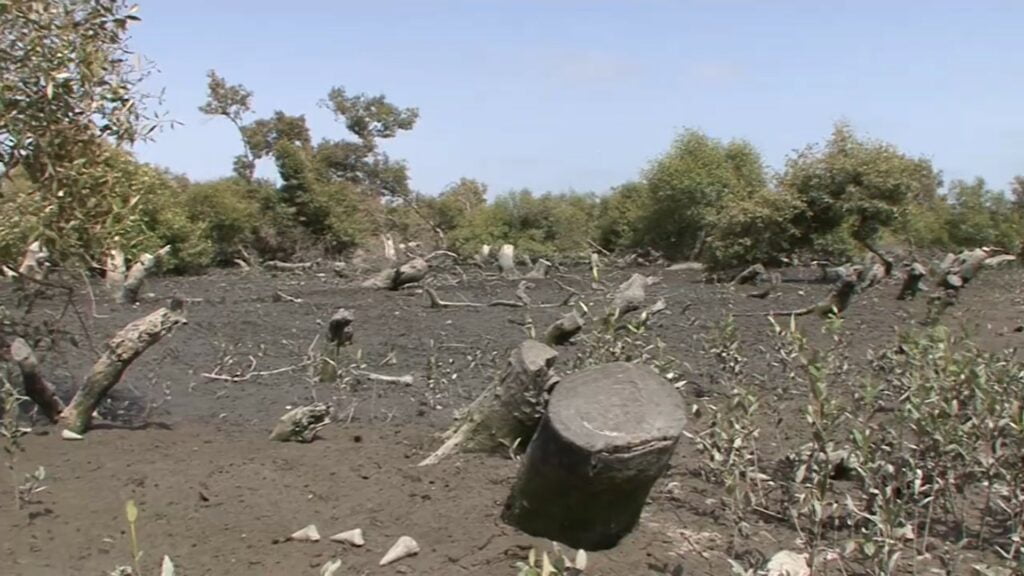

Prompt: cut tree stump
xmin=609 ymin=273 xmax=651 ymax=318
xmin=18 ymin=240 xmax=49 ymax=282
xmin=327 ymin=308 xmax=355 ymax=347
xmin=59 ymin=299 xmax=187 ymax=434
xmin=498 ymin=244 xmax=517 ymax=278
xmin=418 ymin=340 xmax=558 ymax=466
xmin=897 ymin=263 xmax=928 ymax=301
xmin=10 ymin=338 xmax=65 ymax=422
xmin=544 ymin=311 xmax=584 ymax=346
xmin=524 ymin=259 xmax=551 ymax=279
xmin=502 ymin=361 xmax=687 ymax=550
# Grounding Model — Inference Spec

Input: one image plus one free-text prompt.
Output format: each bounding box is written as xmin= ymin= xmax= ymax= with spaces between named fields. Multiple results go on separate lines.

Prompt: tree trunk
xmin=10 ymin=338 xmax=65 ymax=422
xmin=475 ymin=244 xmax=492 ymax=267
xmin=498 ymin=244 xmax=517 ymax=278
xmin=502 ymin=362 xmax=687 ymax=550
xmin=105 ymin=248 xmax=126 ymax=296
xmin=120 ymin=245 xmax=171 ymax=304
xmin=59 ymin=301 xmax=187 ymax=434
xmin=382 ymin=233 xmax=397 ymax=263
xmin=544 ymin=311 xmax=584 ymax=346
xmin=418 ymin=340 xmax=558 ymax=466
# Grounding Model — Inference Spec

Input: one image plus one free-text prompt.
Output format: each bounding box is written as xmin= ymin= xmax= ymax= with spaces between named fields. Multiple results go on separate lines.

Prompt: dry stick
xmin=80 ymin=269 xmax=109 ymax=319
xmin=351 ymin=370 xmax=415 ymax=385
xmin=60 ymin=300 xmax=187 ymax=434
xmin=202 ymin=363 xmax=303 ymax=383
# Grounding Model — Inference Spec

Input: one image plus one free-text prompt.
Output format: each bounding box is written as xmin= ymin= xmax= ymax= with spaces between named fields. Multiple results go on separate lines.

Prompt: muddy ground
xmin=1 ymin=261 xmax=1022 ymax=576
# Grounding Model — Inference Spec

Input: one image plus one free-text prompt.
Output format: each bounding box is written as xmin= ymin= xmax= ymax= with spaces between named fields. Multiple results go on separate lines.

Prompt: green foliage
xmin=780 ymin=121 xmax=941 ymax=250
xmin=434 ymin=178 xmax=488 ymax=233
xmin=595 ymin=181 xmax=651 ymax=251
xmin=641 ymin=130 xmax=768 ymax=258
xmin=0 ymin=0 xmax=164 ymax=265
xmin=945 ymin=177 xmax=1021 ymax=250
xmin=702 ymin=188 xmax=803 ymax=271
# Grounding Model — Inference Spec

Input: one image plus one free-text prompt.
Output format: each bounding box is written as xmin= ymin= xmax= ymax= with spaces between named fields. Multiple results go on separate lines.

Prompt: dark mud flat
xmin=2 ymin=264 xmax=1022 ymax=575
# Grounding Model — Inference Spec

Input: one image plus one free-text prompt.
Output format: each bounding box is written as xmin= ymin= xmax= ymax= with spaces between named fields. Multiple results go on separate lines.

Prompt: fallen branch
xmin=351 ymin=370 xmax=415 ymax=385
xmin=120 ymin=245 xmax=172 ymax=304
xmin=264 ymin=260 xmax=315 ymax=272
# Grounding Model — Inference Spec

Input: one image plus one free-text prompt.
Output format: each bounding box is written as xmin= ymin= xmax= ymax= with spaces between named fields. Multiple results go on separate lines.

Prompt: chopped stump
xmin=501 ymin=361 xmax=687 ymax=550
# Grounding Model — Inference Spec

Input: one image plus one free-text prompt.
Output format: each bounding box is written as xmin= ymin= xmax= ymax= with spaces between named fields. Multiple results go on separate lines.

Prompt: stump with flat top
xmin=502 ymin=361 xmax=686 ymax=550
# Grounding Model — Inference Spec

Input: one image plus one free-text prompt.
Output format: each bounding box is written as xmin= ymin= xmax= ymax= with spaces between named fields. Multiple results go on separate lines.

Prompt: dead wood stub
xmin=502 ymin=361 xmax=687 ymax=550
xmin=418 ymin=340 xmax=558 ymax=466
xmin=897 ymin=263 xmax=928 ymax=301
xmin=328 ymin=308 xmax=354 ymax=347
xmin=270 ymin=402 xmax=333 ymax=442
xmin=10 ymin=337 xmax=65 ymax=422
xmin=544 ymin=311 xmax=584 ymax=346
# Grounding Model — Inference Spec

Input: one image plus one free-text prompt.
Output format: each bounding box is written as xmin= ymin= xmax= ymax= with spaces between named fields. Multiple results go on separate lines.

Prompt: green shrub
xmin=702 ymin=188 xmax=803 ymax=270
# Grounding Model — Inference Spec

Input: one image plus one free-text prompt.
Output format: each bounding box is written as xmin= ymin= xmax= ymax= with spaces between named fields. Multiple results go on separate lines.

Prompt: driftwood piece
xmin=263 ymin=260 xmax=315 ymax=272
xmin=59 ymin=299 xmax=187 ymax=433
xmin=18 ymin=240 xmax=49 ymax=282
xmin=897 ymin=263 xmax=928 ymax=301
xmin=502 ymin=362 xmax=687 ymax=550
xmin=10 ymin=338 xmax=65 ymax=422
xmin=544 ymin=311 xmax=584 ymax=346
xmin=418 ymin=340 xmax=558 ymax=466
xmin=362 ymin=257 xmax=429 ymax=290
xmin=739 ymin=269 xmax=859 ymax=318
xmin=732 ymin=264 xmax=765 ymax=286
xmin=269 ymin=402 xmax=333 ymax=442
xmin=498 ymin=244 xmax=517 ymax=278
xmin=120 ymin=245 xmax=171 ymax=304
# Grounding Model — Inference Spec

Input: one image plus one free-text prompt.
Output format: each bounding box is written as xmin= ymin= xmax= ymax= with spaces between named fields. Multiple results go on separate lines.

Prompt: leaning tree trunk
xmin=59 ymin=300 xmax=187 ymax=434
xmin=418 ymin=340 xmax=558 ymax=466
xmin=502 ymin=361 xmax=687 ymax=550
xmin=10 ymin=338 xmax=65 ymax=422
xmin=119 ymin=245 xmax=171 ymax=304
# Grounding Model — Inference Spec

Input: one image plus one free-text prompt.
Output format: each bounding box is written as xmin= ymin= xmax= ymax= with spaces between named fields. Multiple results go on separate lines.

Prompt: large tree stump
xmin=897 ymin=263 xmax=927 ymax=301
xmin=502 ymin=362 xmax=687 ymax=550
xmin=59 ymin=300 xmax=187 ymax=433
xmin=418 ymin=340 xmax=558 ymax=466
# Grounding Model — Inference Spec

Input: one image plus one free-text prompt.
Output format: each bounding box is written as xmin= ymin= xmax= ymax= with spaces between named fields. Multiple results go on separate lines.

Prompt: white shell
xmin=379 ymin=535 xmax=419 ymax=566
xmin=288 ymin=524 xmax=321 ymax=542
xmin=329 ymin=528 xmax=365 ymax=547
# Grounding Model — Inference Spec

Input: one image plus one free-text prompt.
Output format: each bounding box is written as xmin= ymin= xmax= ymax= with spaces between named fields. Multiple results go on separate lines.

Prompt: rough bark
xmin=544 ymin=311 xmax=584 ymax=346
xmin=269 ymin=402 xmax=333 ymax=442
xmin=609 ymin=273 xmax=651 ymax=318
xmin=418 ymin=340 xmax=558 ymax=466
xmin=10 ymin=338 xmax=65 ymax=422
xmin=361 ymin=257 xmax=429 ymax=290
xmin=497 ymin=244 xmax=517 ymax=278
xmin=897 ymin=263 xmax=928 ymax=301
xmin=18 ymin=240 xmax=49 ymax=282
xmin=120 ymin=245 xmax=171 ymax=304
xmin=327 ymin=308 xmax=354 ymax=347
xmin=502 ymin=362 xmax=687 ymax=550
xmin=732 ymin=263 xmax=766 ymax=286
xmin=59 ymin=301 xmax=187 ymax=433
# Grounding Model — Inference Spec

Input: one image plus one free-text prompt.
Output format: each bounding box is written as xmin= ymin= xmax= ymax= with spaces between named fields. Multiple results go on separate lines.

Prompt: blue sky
xmin=131 ymin=1 xmax=1024 ymax=197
